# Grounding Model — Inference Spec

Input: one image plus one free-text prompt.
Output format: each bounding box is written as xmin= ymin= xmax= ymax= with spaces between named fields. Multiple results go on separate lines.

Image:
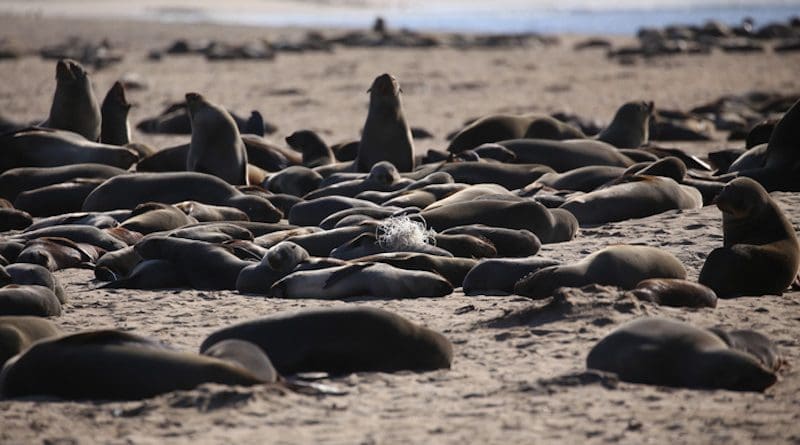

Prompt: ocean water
xmin=3 ymin=0 xmax=798 ymax=35
xmin=150 ymin=1 xmax=800 ymax=35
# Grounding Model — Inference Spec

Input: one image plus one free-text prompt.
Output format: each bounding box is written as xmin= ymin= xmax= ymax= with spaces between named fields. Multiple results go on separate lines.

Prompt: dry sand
xmin=0 ymin=14 xmax=799 ymax=445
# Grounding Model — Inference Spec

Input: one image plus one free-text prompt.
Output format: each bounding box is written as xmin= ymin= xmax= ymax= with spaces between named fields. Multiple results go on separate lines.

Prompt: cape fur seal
xmin=496 ymin=139 xmax=634 ymax=172
xmin=0 ymin=128 xmax=138 ymax=173
xmin=596 ymin=101 xmax=654 ymax=148
xmin=271 ymin=262 xmax=453 ymax=299
xmin=285 ymin=129 xmax=335 ymax=168
xmin=0 ymin=316 xmax=62 ymax=366
xmin=356 ymin=74 xmax=415 ymax=172
xmin=626 ymin=278 xmax=717 ymax=308
xmin=0 ymin=163 xmax=126 ymax=201
xmin=559 ymin=176 xmax=702 ymax=226
xmin=586 ymin=317 xmax=777 ymax=391
xmin=699 ymin=177 xmax=800 ymax=297
xmin=515 ymin=245 xmax=686 ymax=298
xmin=236 ymin=241 xmax=310 ymax=294
xmin=200 ymin=306 xmax=452 ymax=374
xmin=43 ymin=59 xmax=101 ymax=141
xmin=463 ymin=257 xmax=560 ymax=295
xmin=82 ymin=172 xmax=282 ymax=222
xmin=0 ymin=330 xmax=272 ymax=400
xmin=0 ymin=285 xmax=62 ymax=317
xmin=447 ymin=114 xmax=585 ymax=153
xmin=186 ymin=93 xmax=249 ymax=185
xmin=100 ymin=81 xmax=131 ymax=146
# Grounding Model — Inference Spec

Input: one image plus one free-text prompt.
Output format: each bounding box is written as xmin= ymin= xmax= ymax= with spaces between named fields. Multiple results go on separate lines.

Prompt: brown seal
xmin=699 ymin=177 xmax=800 ymax=297
xmin=100 ymin=81 xmax=131 ymax=145
xmin=186 ymin=93 xmax=249 ymax=185
xmin=43 ymin=59 xmax=101 ymax=141
xmin=356 ymin=74 xmax=415 ymax=172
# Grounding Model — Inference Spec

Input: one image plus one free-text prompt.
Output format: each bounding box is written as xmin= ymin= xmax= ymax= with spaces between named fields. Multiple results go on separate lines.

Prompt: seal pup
xmin=0 ymin=330 xmax=272 ymax=400
xmin=586 ymin=317 xmax=777 ymax=391
xmin=356 ymin=74 xmax=415 ymax=172
xmin=100 ymin=81 xmax=131 ymax=145
xmin=200 ymin=306 xmax=452 ymax=374
xmin=43 ymin=59 xmax=101 ymax=141
xmin=264 ymin=165 xmax=323 ymax=197
xmin=271 ymin=262 xmax=453 ymax=299
xmin=0 ymin=316 xmax=62 ymax=366
xmin=186 ymin=92 xmax=249 ymax=185
xmin=699 ymin=177 xmax=800 ymax=297
xmin=515 ymin=245 xmax=686 ymax=298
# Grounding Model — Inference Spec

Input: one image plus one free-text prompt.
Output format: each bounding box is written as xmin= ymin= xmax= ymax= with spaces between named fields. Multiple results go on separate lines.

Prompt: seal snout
xmin=55 ymin=59 xmax=77 ymax=82
xmin=368 ymin=73 xmax=400 ymax=96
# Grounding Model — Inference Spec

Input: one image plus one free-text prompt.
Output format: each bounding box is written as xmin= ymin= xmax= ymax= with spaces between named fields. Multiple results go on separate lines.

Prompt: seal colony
xmin=0 ymin=20 xmax=798 ymax=442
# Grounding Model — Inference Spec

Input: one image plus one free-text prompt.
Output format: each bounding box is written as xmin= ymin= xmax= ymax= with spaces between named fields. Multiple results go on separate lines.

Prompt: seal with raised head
xmin=200 ymin=306 xmax=452 ymax=374
xmin=286 ymin=129 xmax=335 ymax=168
xmin=186 ymin=92 xmax=249 ymax=185
xmin=100 ymin=81 xmax=131 ymax=146
xmin=699 ymin=177 xmax=800 ymax=297
xmin=515 ymin=245 xmax=686 ymax=298
xmin=43 ymin=59 xmax=101 ymax=141
xmin=596 ymin=100 xmax=654 ymax=148
xmin=586 ymin=317 xmax=777 ymax=391
xmin=356 ymin=73 xmax=415 ymax=173
xmin=0 ymin=330 xmax=273 ymax=400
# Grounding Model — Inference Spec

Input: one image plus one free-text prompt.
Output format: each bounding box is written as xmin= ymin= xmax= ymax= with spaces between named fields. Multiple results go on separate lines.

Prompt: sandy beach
xmin=1 ymin=12 xmax=800 ymax=444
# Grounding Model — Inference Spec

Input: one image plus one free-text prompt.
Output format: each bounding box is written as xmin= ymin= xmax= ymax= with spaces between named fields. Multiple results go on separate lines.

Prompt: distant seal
xmin=186 ymin=92 xmax=249 ymax=185
xmin=100 ymin=81 xmax=131 ymax=145
xmin=135 ymin=236 xmax=250 ymax=290
xmin=0 ymin=128 xmax=138 ymax=173
xmin=596 ymin=101 xmax=654 ymax=148
xmin=82 ymin=172 xmax=282 ymax=223
xmin=586 ymin=317 xmax=777 ymax=391
xmin=200 ymin=306 xmax=453 ymax=374
xmin=285 ymin=129 xmax=335 ymax=168
xmin=43 ymin=59 xmax=101 ymax=141
xmin=559 ymin=176 xmax=702 ymax=226
xmin=0 ymin=285 xmax=62 ymax=317
xmin=447 ymin=114 xmax=585 ymax=153
xmin=462 ymin=257 xmax=560 ymax=295
xmin=515 ymin=245 xmax=686 ymax=298
xmin=626 ymin=278 xmax=717 ymax=308
xmin=356 ymin=74 xmax=415 ymax=172
xmin=699 ymin=177 xmax=800 ymax=297
xmin=0 ymin=330 xmax=272 ymax=400
xmin=0 ymin=316 xmax=62 ymax=366
xmin=271 ymin=262 xmax=453 ymax=299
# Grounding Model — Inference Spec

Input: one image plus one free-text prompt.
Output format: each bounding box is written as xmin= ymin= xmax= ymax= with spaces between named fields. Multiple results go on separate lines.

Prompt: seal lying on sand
xmin=200 ymin=306 xmax=452 ymax=374
xmin=0 ymin=316 xmax=62 ymax=366
xmin=699 ymin=177 xmax=800 ymax=297
xmin=586 ymin=317 xmax=778 ymax=391
xmin=515 ymin=245 xmax=686 ymax=298
xmin=0 ymin=330 xmax=274 ymax=400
